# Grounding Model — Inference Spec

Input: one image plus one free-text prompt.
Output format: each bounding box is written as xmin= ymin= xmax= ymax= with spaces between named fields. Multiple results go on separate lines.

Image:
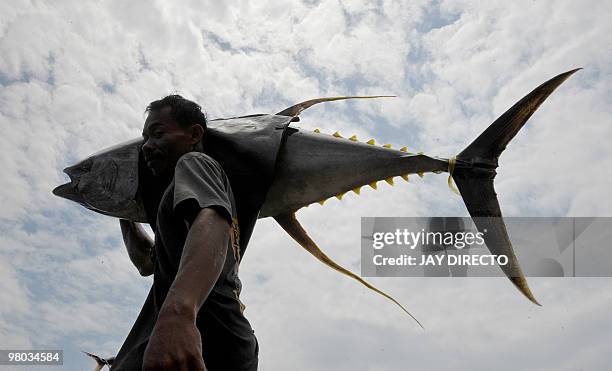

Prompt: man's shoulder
xmin=177 ymin=151 xmax=218 ymax=165
xmin=175 ymin=152 xmax=225 ymax=175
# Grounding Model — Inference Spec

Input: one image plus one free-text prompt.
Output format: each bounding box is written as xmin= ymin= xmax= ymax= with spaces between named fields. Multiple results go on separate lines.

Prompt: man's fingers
xmin=188 ymin=354 xmax=207 ymax=371
xmin=182 ymin=351 xmax=206 ymax=371
xmin=143 ymin=354 xmax=205 ymax=371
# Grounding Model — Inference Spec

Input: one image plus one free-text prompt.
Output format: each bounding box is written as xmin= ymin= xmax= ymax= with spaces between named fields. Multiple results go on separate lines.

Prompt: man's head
xmin=142 ymin=95 xmax=207 ymax=178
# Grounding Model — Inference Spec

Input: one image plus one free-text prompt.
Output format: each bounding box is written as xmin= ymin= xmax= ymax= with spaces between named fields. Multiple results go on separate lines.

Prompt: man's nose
xmin=142 ymin=138 xmax=154 ymax=155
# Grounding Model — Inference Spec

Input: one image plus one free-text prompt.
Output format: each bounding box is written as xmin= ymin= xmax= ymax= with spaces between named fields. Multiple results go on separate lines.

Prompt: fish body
xmin=261 ymin=127 xmax=447 ymax=217
xmin=53 ymin=117 xmax=448 ymax=220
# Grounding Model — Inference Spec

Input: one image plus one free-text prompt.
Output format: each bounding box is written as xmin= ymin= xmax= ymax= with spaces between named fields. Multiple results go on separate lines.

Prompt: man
xmin=112 ymin=95 xmax=258 ymax=371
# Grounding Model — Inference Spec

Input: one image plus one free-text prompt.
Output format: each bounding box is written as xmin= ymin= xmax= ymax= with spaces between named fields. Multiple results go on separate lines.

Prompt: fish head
xmin=53 ymin=138 xmax=148 ymax=221
xmin=52 ymin=158 xmax=91 ymax=205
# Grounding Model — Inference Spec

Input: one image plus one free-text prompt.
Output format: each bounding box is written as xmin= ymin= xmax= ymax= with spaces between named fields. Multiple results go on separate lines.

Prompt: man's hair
xmin=146 ymin=95 xmax=207 ymax=132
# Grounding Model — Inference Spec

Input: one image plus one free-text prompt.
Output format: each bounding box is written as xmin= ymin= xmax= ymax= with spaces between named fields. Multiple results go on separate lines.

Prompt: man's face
xmin=141 ymin=106 xmax=194 ymax=178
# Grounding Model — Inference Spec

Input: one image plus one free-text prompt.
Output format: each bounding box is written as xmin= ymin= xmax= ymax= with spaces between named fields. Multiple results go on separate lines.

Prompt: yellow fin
xmin=314 ymin=128 xmax=320 ymax=133
xmin=385 ymin=177 xmax=394 ymax=186
xmin=349 ymin=135 xmax=358 ymax=141
xmin=400 ymin=146 xmax=407 ymax=152
xmin=276 ymin=96 xmax=398 ymax=117
xmin=366 ymin=139 xmax=376 ymax=145
xmin=352 ymin=187 xmax=361 ymax=195
xmin=333 ymin=131 xmax=342 ymax=138
xmin=273 ymin=213 xmax=424 ymax=328
xmin=383 ymin=144 xmax=392 ymax=149
xmin=369 ymin=182 xmax=377 ymax=190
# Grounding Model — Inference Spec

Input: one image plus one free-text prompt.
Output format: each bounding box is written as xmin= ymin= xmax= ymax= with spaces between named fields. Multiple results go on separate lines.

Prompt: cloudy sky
xmin=1 ymin=0 xmax=611 ymax=370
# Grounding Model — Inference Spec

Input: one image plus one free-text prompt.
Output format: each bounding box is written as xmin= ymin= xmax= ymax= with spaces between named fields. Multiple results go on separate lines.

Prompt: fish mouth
xmin=52 ymin=168 xmax=87 ymax=204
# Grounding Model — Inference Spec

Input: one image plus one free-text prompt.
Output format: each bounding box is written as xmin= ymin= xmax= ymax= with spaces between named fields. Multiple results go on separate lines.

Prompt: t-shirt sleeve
xmin=173 ymin=153 xmax=233 ymax=225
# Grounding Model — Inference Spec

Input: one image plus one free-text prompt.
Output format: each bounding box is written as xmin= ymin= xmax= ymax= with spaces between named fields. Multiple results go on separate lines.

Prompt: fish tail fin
xmin=275 ymin=213 xmax=424 ymax=328
xmin=451 ymin=69 xmax=580 ymax=304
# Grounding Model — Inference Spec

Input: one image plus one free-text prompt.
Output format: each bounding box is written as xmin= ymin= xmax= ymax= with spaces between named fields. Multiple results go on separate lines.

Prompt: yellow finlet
xmin=385 ymin=177 xmax=394 ymax=186
xmin=400 ymin=146 xmax=408 ymax=152
xmin=417 ymin=151 xmax=424 ymax=155
xmin=333 ymin=131 xmax=342 ymax=138
xmin=401 ymin=174 xmax=409 ymax=182
xmin=335 ymin=192 xmax=345 ymax=200
xmin=417 ymin=172 xmax=424 ymax=178
xmin=369 ymin=182 xmax=377 ymax=190
xmin=352 ymin=187 xmax=361 ymax=195
xmin=349 ymin=135 xmax=358 ymax=141
xmin=383 ymin=144 xmax=392 ymax=149
xmin=314 ymin=128 xmax=321 ymax=133
xmin=318 ymin=199 xmax=327 ymax=205
xmin=366 ymin=139 xmax=376 ymax=145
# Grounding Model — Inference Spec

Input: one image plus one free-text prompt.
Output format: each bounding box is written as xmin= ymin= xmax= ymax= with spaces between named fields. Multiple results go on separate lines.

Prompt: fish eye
xmin=79 ymin=159 xmax=93 ymax=172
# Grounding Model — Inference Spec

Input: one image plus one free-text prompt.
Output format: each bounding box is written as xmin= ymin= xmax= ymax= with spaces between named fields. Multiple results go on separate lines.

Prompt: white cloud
xmin=1 ymin=1 xmax=611 ymax=370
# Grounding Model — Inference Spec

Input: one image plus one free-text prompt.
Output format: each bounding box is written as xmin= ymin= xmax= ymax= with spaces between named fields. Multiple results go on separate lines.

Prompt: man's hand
xmin=142 ymin=312 xmax=206 ymax=371
xmin=119 ymin=219 xmax=154 ymax=276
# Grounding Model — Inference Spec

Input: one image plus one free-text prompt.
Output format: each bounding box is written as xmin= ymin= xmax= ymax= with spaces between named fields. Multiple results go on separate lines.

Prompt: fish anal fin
xmin=274 ymin=213 xmax=423 ymax=328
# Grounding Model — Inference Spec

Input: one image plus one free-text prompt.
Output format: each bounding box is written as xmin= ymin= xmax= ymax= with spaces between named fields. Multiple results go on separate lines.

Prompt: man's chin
xmin=148 ymin=165 xmax=172 ymax=179
xmin=147 ymin=164 xmax=163 ymax=177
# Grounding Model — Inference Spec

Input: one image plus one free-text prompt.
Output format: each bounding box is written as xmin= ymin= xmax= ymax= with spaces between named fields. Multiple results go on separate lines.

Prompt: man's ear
xmin=190 ymin=124 xmax=204 ymax=145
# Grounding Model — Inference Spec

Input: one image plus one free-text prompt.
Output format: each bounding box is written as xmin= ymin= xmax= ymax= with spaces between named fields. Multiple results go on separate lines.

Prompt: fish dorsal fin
xmin=275 ymin=96 xmax=395 ymax=118
xmin=274 ymin=212 xmax=423 ymax=328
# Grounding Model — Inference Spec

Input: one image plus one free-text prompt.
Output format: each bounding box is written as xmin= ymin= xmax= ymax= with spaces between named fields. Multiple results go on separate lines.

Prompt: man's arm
xmin=142 ymin=207 xmax=229 ymax=371
xmin=119 ymin=220 xmax=154 ymax=276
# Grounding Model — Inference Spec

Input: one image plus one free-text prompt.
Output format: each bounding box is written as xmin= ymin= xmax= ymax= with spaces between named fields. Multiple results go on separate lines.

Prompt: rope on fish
xmin=447 ymin=156 xmax=461 ymax=196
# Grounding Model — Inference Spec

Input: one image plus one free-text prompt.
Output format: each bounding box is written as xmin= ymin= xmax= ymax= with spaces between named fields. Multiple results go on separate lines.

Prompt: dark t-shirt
xmin=112 ymin=152 xmax=258 ymax=371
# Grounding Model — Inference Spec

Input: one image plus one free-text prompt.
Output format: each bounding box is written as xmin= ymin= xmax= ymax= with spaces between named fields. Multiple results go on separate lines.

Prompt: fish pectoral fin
xmin=274 ymin=213 xmax=423 ymax=328
xmin=83 ymin=351 xmax=112 ymax=371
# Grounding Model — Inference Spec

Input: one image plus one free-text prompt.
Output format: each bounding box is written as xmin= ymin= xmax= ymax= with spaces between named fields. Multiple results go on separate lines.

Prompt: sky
xmin=1 ymin=0 xmax=611 ymax=370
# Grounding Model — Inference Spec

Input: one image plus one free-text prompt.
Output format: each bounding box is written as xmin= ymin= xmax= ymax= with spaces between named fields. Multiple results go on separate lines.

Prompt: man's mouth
xmin=145 ymin=156 xmax=163 ymax=168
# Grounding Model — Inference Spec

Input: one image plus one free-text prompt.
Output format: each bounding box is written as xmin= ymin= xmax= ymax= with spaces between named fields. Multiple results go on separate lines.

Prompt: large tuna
xmin=54 ymin=69 xmax=580 ymax=328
